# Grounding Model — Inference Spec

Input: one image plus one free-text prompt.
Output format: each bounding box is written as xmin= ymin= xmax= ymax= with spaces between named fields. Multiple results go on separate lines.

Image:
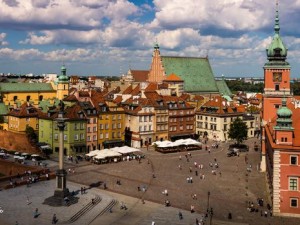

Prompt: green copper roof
xmin=161 ymin=56 xmax=219 ymax=93
xmin=39 ymin=100 xmax=53 ymax=113
xmin=0 ymin=103 xmax=8 ymax=115
xmin=275 ymin=97 xmax=293 ymax=130
xmin=0 ymin=83 xmax=55 ymax=92
xmin=216 ymin=79 xmax=232 ymax=96
xmin=266 ymin=3 xmax=288 ymax=62
xmin=58 ymin=65 xmax=68 ymax=83
xmin=277 ymin=98 xmax=292 ymax=117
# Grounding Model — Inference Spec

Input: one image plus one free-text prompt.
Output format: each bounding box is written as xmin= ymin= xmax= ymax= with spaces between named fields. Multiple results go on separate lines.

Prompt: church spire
xmin=274 ymin=0 xmax=280 ymax=35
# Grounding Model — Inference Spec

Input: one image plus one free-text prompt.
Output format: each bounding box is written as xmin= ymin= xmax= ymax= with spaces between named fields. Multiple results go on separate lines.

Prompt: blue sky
xmin=0 ymin=0 xmax=300 ymax=78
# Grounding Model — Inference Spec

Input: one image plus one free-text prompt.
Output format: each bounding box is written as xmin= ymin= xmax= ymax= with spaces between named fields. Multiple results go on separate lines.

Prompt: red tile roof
xmin=130 ymin=70 xmax=149 ymax=82
xmin=9 ymin=102 xmax=44 ymax=118
xmin=164 ymin=73 xmax=183 ymax=81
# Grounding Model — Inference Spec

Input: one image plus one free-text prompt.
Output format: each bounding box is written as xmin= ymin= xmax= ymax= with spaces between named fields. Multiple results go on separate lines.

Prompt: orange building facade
xmin=262 ymin=4 xmax=300 ymax=217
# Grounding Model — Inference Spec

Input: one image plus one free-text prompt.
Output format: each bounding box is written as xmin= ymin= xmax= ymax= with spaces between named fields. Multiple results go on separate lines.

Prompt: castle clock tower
xmin=261 ymin=1 xmax=291 ymax=171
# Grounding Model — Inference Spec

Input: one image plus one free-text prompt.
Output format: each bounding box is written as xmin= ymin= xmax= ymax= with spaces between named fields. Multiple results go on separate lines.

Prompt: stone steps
xmin=63 ymin=195 xmax=102 ymax=224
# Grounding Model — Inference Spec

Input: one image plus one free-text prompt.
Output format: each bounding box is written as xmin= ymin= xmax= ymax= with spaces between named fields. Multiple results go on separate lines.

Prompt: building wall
xmin=39 ymin=119 xmax=53 ymax=148
xmin=2 ymin=91 xmax=56 ymax=107
xmin=264 ymin=69 xmax=291 ymax=92
xmin=278 ymin=151 xmax=300 ymax=216
xmin=154 ymin=108 xmax=168 ymax=141
xmin=8 ymin=116 xmax=39 ymax=133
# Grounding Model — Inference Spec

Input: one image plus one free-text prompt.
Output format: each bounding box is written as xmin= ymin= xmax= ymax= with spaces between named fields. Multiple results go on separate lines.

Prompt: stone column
xmin=54 ymin=105 xmax=69 ymax=198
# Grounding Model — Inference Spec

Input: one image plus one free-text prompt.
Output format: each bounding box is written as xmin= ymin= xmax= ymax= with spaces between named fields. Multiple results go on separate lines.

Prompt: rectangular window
xmin=80 ymin=123 xmax=84 ymax=129
xmin=117 ymin=123 xmax=121 ymax=129
xmin=289 ymin=177 xmax=298 ymax=191
xmin=100 ymin=124 xmax=103 ymax=130
xmin=64 ymin=134 xmax=67 ymax=141
xmin=100 ymin=133 xmax=103 ymax=139
xmin=80 ymin=133 xmax=84 ymax=140
xmin=117 ymin=132 xmax=121 ymax=138
xmin=74 ymin=134 xmax=79 ymax=140
xmin=291 ymin=156 xmax=298 ymax=165
xmin=87 ymin=136 xmax=90 ymax=141
xmin=54 ymin=134 xmax=58 ymax=140
xmin=93 ymin=126 xmax=97 ymax=132
xmin=105 ymin=133 xmax=109 ymax=139
xmin=75 ymin=123 xmax=79 ymax=130
xmin=291 ymin=198 xmax=298 ymax=208
xmin=93 ymin=135 xmax=97 ymax=141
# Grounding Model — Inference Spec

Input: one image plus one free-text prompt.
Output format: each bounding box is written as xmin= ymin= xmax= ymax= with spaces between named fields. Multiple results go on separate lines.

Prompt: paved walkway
xmin=1 ymin=138 xmax=300 ymax=225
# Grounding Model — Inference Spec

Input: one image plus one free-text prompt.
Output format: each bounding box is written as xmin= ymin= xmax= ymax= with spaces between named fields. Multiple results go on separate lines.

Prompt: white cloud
xmin=20 ymin=30 xmax=103 ymax=45
xmin=0 ymin=33 xmax=9 ymax=46
xmin=0 ymin=0 xmax=138 ymax=30
xmin=150 ymin=0 xmax=298 ymax=33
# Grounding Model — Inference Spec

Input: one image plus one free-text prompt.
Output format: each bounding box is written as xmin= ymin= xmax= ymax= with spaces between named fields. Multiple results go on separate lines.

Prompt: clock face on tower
xmin=273 ymin=72 xmax=282 ymax=82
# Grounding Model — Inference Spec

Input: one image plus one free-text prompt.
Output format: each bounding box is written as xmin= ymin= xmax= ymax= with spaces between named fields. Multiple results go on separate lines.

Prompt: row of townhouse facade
xmin=5 ymin=82 xmax=261 ymax=155
xmin=195 ymin=96 xmax=260 ymax=142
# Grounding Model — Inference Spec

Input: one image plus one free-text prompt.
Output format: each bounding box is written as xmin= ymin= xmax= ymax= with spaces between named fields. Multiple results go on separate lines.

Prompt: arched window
xmin=26 ymin=95 xmax=31 ymax=101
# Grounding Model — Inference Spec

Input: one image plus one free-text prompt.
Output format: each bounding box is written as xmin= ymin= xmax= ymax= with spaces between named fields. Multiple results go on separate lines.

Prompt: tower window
xmin=291 ymin=198 xmax=298 ymax=208
xmin=275 ymin=84 xmax=280 ymax=91
xmin=291 ymin=156 xmax=298 ymax=165
xmin=289 ymin=177 xmax=298 ymax=191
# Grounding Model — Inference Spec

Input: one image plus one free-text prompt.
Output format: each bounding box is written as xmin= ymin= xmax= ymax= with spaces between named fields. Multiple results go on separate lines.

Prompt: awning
xmin=103 ymin=140 xmax=124 ymax=144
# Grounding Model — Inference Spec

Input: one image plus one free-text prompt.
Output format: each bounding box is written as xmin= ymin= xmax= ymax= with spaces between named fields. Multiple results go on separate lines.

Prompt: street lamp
xmin=54 ymin=100 xmax=69 ymax=198
xmin=208 ymin=207 xmax=213 ymax=225
xmin=206 ymin=191 xmax=210 ymax=217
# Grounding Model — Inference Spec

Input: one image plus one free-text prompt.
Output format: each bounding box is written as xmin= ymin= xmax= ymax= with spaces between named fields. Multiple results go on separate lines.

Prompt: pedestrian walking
xmin=26 ymin=196 xmax=31 ymax=205
xmin=178 ymin=211 xmax=183 ymax=220
xmin=52 ymin=214 xmax=57 ymax=224
xmin=34 ymin=208 xmax=39 ymax=218
xmin=190 ymin=205 xmax=195 ymax=213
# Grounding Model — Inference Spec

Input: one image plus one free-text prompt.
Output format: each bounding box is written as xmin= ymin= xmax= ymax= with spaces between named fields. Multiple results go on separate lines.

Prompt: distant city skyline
xmin=0 ymin=0 xmax=300 ymax=77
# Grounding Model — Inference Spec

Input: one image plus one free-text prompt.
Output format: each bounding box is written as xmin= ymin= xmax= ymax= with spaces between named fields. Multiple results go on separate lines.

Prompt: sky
xmin=0 ymin=0 xmax=300 ymax=78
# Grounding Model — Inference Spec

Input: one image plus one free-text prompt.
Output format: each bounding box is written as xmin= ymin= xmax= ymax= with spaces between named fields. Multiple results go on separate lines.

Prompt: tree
xmin=25 ymin=125 xmax=37 ymax=142
xmin=228 ymin=117 xmax=248 ymax=145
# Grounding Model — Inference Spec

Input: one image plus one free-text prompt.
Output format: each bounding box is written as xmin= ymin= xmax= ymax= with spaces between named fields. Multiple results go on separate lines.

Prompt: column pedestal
xmin=54 ymin=169 xmax=69 ymax=198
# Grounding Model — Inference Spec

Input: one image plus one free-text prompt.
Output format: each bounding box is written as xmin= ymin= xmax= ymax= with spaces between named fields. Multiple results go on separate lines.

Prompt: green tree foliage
xmin=226 ymin=80 xmax=300 ymax=95
xmin=226 ymin=80 xmax=264 ymax=93
xmin=228 ymin=118 xmax=248 ymax=145
xmin=292 ymin=82 xmax=300 ymax=95
xmin=25 ymin=126 xmax=37 ymax=142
